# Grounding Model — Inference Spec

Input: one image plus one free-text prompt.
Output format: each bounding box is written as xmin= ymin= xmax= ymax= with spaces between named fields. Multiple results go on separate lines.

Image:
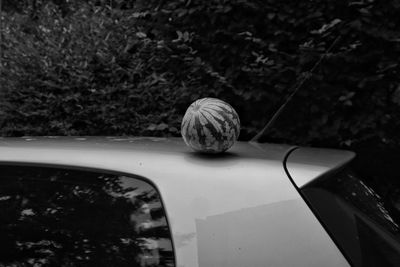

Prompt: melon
xmin=181 ymin=98 xmax=240 ymax=153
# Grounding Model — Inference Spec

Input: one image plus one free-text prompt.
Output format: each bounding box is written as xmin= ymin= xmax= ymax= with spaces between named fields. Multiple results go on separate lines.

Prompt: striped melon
xmin=181 ymin=98 xmax=240 ymax=153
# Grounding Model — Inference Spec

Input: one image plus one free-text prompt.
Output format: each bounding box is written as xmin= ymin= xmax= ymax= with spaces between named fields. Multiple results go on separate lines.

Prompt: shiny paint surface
xmin=0 ymin=137 xmax=350 ymax=267
xmin=285 ymin=147 xmax=356 ymax=188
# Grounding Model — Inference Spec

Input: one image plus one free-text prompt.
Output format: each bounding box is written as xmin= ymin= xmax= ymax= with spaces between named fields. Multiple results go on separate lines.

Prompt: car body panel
xmin=285 ymin=147 xmax=356 ymax=188
xmin=0 ymin=137 xmax=350 ymax=267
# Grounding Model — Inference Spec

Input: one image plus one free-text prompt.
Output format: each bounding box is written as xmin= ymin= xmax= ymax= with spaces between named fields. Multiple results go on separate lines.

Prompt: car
xmin=0 ymin=136 xmax=398 ymax=267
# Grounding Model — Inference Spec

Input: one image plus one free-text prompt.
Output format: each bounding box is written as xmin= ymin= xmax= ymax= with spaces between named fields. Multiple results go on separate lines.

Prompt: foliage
xmin=1 ymin=2 xmax=184 ymax=136
xmin=1 ymin=0 xmax=400 ymax=148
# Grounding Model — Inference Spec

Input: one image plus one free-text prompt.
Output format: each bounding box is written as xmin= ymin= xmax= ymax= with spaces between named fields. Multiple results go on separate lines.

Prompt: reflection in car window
xmin=0 ymin=165 xmax=175 ymax=267
xmin=302 ymin=168 xmax=400 ymax=267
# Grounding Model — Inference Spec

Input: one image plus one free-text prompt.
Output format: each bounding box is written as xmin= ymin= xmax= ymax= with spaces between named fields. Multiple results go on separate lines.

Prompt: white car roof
xmin=0 ymin=137 xmax=350 ymax=267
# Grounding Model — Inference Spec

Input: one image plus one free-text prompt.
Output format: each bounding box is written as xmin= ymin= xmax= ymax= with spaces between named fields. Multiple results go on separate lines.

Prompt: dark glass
xmin=302 ymin=168 xmax=400 ymax=267
xmin=0 ymin=165 xmax=175 ymax=267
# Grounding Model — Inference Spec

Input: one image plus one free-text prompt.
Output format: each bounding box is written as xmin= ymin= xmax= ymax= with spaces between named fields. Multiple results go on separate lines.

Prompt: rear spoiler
xmin=284 ymin=147 xmax=355 ymax=188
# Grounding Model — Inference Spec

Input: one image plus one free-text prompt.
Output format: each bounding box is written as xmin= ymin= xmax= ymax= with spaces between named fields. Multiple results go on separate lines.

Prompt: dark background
xmin=1 ymin=0 xmax=400 ymax=198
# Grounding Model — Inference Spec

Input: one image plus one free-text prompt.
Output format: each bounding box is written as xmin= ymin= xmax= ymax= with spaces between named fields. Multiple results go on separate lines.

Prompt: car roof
xmin=0 ymin=137 xmax=350 ymax=267
xmin=0 ymin=136 xmax=354 ymax=186
xmin=0 ymin=136 xmax=291 ymax=161
xmin=0 ymin=136 xmax=352 ymax=168
xmin=0 ymin=136 xmax=296 ymax=180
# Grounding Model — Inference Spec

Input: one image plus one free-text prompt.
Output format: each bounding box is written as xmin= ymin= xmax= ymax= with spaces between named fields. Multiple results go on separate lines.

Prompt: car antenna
xmin=250 ymin=35 xmax=341 ymax=143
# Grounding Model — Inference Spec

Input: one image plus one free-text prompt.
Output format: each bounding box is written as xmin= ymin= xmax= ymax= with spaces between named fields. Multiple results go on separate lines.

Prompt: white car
xmin=0 ymin=137 xmax=397 ymax=266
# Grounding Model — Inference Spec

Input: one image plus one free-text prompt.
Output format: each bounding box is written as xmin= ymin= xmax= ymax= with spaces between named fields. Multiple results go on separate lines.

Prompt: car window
xmin=301 ymin=168 xmax=400 ymax=267
xmin=0 ymin=165 xmax=175 ymax=267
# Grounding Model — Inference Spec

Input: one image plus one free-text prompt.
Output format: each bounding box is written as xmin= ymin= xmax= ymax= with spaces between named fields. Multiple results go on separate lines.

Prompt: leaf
xmin=310 ymin=19 xmax=342 ymax=35
xmin=392 ymin=85 xmax=400 ymax=105
xmin=156 ymin=123 xmax=169 ymax=131
xmin=136 ymin=32 xmax=147 ymax=38
xmin=146 ymin=124 xmax=157 ymax=131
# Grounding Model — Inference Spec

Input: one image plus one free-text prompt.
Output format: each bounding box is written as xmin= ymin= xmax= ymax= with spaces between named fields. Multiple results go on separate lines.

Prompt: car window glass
xmin=302 ymin=168 xmax=400 ymax=267
xmin=0 ymin=165 xmax=175 ymax=267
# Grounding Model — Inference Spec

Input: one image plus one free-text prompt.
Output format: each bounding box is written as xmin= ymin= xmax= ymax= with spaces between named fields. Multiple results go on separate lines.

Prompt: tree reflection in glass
xmin=0 ymin=165 xmax=174 ymax=267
